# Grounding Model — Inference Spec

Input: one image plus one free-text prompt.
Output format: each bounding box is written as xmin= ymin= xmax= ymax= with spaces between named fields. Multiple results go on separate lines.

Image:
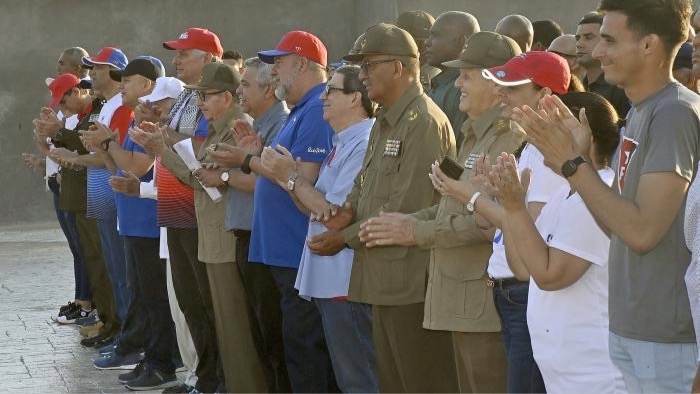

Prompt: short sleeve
xmin=642 ymin=99 xmax=700 ymax=182
xmin=537 ymin=192 xmax=610 ymax=267
xmin=287 ymin=104 xmax=333 ymax=163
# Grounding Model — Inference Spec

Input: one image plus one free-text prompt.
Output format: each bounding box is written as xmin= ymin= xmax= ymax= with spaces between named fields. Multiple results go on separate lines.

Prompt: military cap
xmin=343 ymin=23 xmax=418 ymax=62
xmin=349 ymin=33 xmax=366 ymax=56
xmin=395 ymin=10 xmax=435 ymax=40
xmin=443 ymin=31 xmax=521 ymax=69
xmin=184 ymin=62 xmax=240 ymax=93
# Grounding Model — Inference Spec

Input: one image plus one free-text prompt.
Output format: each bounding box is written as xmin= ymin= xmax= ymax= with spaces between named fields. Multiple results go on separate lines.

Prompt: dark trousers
xmin=114 ymin=236 xmax=147 ymax=356
xmin=493 ymin=282 xmax=546 ymax=393
xmin=372 ymin=303 xmax=459 ymax=393
xmin=48 ymin=175 xmax=90 ymax=301
xmin=168 ymin=227 xmax=221 ymax=393
xmin=452 ymin=331 xmax=507 ymax=393
xmin=118 ymin=236 xmax=175 ymax=373
xmin=74 ymin=213 xmax=119 ymax=336
xmin=236 ymin=232 xmax=289 ymax=393
xmin=95 ymin=215 xmax=129 ymax=323
xmin=268 ymin=266 xmax=336 ymax=393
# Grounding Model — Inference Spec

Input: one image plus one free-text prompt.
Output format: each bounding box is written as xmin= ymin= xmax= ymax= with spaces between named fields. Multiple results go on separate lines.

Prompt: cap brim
xmin=163 ymin=40 xmax=192 ymax=51
xmin=442 ymin=59 xmax=484 ymax=69
xmin=82 ymin=57 xmax=116 ymax=68
xmin=342 ymin=53 xmax=364 ymax=62
xmin=109 ymin=70 xmax=123 ymax=82
xmin=481 ymin=68 xmax=531 ymax=87
xmin=257 ymin=49 xmax=292 ymax=64
xmin=183 ymin=82 xmax=237 ymax=92
xmin=48 ymin=95 xmax=61 ymax=109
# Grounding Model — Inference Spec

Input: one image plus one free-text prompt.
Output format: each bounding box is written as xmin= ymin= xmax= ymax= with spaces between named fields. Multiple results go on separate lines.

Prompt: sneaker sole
xmin=94 ymin=362 xmax=138 ymax=371
xmin=125 ymin=379 xmax=178 ymax=391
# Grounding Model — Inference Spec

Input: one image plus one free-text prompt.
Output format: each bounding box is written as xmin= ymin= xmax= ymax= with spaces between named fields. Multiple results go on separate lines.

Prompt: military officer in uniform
xmin=309 ymin=23 xmax=458 ymax=392
xmin=396 ymin=10 xmax=440 ymax=94
xmin=358 ymin=32 xmax=526 ymax=393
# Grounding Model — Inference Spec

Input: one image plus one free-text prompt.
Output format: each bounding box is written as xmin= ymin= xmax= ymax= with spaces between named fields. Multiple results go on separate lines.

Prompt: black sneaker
xmin=80 ymin=331 xmax=111 ymax=347
xmin=56 ymin=308 xmax=90 ymax=324
xmin=125 ymin=365 xmax=177 ymax=391
xmin=58 ymin=301 xmax=79 ymax=317
xmin=119 ymin=360 xmax=145 ymax=384
xmin=161 ymin=383 xmax=192 ymax=393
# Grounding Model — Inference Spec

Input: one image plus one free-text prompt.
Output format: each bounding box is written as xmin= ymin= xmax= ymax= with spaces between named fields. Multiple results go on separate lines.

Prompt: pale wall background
xmin=0 ymin=0 xmax=692 ymax=224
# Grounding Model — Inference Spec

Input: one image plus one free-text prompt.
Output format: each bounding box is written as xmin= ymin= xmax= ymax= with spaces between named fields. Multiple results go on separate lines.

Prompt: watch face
xmin=562 ymin=161 xmax=576 ymax=178
xmin=220 ymin=171 xmax=229 ymax=182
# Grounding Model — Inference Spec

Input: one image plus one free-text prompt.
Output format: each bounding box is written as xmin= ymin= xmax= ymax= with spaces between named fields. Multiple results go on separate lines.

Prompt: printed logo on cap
xmin=295 ymin=46 xmax=302 ymax=52
xmin=179 ymin=32 xmax=189 ymax=40
xmin=496 ymin=70 xmax=506 ymax=78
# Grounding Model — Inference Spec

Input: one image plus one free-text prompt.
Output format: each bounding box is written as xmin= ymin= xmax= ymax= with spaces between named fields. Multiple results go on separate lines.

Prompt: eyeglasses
xmin=196 ymin=90 xmax=226 ymax=101
xmin=323 ymin=84 xmax=346 ymax=96
xmin=360 ymin=59 xmax=401 ymax=73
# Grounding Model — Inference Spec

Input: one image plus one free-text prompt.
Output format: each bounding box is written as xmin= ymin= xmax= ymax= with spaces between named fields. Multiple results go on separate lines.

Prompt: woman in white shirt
xmin=431 ymin=92 xmax=626 ymax=393
xmin=685 ymin=165 xmax=700 ymax=393
xmin=489 ymin=92 xmax=626 ymax=393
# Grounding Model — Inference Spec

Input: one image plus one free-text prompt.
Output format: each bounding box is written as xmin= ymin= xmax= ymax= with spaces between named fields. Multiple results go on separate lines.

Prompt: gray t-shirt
xmin=225 ymin=101 xmax=289 ymax=231
xmin=610 ymin=82 xmax=700 ymax=343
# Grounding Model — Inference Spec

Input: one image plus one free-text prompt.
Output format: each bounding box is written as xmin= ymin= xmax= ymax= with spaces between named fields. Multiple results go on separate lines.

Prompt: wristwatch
xmin=100 ymin=137 xmax=115 ymax=151
xmin=561 ymin=156 xmax=586 ymax=178
xmin=466 ymin=191 xmax=482 ymax=215
xmin=220 ymin=170 xmax=230 ymax=183
xmin=241 ymin=154 xmax=254 ymax=174
xmin=287 ymin=172 xmax=300 ymax=191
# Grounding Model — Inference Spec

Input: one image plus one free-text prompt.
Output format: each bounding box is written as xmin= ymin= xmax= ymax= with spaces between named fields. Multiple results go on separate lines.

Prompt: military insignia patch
xmin=383 ymin=139 xmax=401 ymax=157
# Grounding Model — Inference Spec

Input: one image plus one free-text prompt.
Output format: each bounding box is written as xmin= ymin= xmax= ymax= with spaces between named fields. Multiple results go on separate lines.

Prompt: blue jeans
xmin=315 ymin=298 xmax=378 ymax=393
xmin=95 ymin=215 xmax=128 ymax=323
xmin=609 ymin=331 xmax=697 ymax=393
xmin=268 ymin=266 xmax=336 ymax=393
xmin=48 ymin=176 xmax=90 ymax=301
xmin=493 ymin=282 xmax=546 ymax=393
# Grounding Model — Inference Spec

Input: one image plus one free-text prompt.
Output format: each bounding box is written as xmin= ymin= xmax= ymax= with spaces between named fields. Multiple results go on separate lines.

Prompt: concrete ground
xmin=0 ymin=222 xmax=183 ymax=393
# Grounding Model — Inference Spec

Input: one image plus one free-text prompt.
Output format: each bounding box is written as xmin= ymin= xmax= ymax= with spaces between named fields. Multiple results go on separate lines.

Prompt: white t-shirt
xmin=527 ymin=168 xmax=625 ymax=393
xmin=487 ymin=144 xmax=568 ymax=279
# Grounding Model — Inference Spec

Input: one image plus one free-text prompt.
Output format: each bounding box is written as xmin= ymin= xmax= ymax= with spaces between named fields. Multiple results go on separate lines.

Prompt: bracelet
xmin=241 ymin=154 xmax=253 ymax=174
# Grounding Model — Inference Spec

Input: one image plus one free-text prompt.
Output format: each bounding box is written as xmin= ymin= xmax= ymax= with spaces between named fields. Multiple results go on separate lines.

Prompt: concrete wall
xmin=0 ymin=0 xmax=691 ymax=224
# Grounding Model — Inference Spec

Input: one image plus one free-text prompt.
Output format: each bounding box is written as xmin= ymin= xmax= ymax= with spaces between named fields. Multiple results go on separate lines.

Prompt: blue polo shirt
xmin=115 ymin=131 xmax=159 ymax=238
xmin=249 ymin=83 xmax=334 ymax=268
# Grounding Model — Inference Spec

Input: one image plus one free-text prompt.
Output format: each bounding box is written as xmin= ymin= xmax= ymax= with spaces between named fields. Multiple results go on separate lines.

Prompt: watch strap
xmin=241 ymin=154 xmax=254 ymax=174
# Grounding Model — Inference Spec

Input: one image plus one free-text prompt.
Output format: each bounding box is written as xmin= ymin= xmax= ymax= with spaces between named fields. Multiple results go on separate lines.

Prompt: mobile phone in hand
xmin=439 ymin=156 xmax=464 ymax=180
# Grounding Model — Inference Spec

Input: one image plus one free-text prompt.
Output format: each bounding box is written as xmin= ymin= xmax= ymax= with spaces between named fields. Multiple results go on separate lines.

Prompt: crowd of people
xmin=20 ymin=0 xmax=700 ymax=392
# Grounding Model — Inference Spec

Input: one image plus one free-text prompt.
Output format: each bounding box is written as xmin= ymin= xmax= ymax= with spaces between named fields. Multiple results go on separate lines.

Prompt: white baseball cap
xmin=138 ymin=76 xmax=185 ymax=103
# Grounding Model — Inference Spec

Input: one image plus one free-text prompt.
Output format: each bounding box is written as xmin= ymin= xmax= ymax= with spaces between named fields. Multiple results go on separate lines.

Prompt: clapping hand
xmin=488 ymin=153 xmax=530 ymax=213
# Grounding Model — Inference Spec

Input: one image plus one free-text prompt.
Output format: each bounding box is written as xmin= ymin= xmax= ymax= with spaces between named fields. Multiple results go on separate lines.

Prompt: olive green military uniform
xmin=411 ymin=31 xmax=524 ymax=393
xmin=420 ymin=63 xmax=440 ymax=95
xmin=396 ymin=10 xmax=439 ymax=95
xmin=413 ymin=108 xmax=525 ymax=392
xmin=161 ymin=63 xmax=266 ymax=392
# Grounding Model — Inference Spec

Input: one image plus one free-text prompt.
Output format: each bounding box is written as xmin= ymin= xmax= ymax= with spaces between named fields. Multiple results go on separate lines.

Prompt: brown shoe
xmin=79 ymin=321 xmax=103 ymax=337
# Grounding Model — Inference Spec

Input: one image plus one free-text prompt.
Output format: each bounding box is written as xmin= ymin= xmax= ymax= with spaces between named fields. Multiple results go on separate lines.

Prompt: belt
xmin=232 ymin=229 xmax=251 ymax=238
xmin=487 ymin=277 xmax=529 ymax=288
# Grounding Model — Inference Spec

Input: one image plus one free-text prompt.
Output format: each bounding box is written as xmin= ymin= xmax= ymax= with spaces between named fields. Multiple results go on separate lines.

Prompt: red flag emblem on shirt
xmin=617 ymin=135 xmax=638 ymax=191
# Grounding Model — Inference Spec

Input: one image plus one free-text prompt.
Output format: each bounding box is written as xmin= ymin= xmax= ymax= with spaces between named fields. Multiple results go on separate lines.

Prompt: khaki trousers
xmin=373 ymin=302 xmax=459 ymax=393
xmin=452 ymin=331 xmax=507 ymax=393
xmin=205 ymin=261 xmax=267 ymax=393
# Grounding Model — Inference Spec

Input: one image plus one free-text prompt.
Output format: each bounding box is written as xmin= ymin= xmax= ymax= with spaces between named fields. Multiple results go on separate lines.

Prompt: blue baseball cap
xmin=82 ymin=47 xmax=128 ymax=70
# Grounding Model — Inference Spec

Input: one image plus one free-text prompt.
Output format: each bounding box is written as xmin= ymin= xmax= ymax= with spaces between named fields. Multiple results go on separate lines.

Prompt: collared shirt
xmin=420 ymin=63 xmax=440 ymax=95
xmin=249 ymin=83 xmax=334 ymax=268
xmin=430 ymin=67 xmax=468 ymax=147
xmin=295 ymin=118 xmax=374 ymax=300
xmin=226 ymin=101 xmax=290 ymax=231
xmin=411 ymin=106 xmax=525 ymax=331
xmin=342 ymin=83 xmax=455 ymax=305
xmin=584 ymin=73 xmax=630 ymax=119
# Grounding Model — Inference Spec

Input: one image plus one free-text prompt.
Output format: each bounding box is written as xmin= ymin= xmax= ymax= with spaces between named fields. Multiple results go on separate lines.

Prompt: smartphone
xmin=439 ymin=156 xmax=464 ymax=180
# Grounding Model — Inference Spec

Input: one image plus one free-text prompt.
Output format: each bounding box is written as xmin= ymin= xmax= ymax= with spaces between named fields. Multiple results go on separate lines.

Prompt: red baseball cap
xmin=47 ymin=73 xmax=81 ymax=108
xmin=258 ymin=31 xmax=327 ymax=67
xmin=482 ymin=51 xmax=570 ymax=95
xmin=163 ymin=28 xmax=223 ymax=58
